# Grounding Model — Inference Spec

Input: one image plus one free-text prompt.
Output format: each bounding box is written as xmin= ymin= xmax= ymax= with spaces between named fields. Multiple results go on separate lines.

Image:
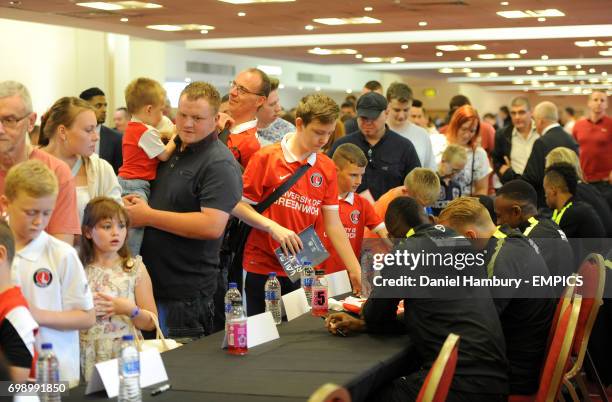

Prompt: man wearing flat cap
xmin=328 ymin=92 xmax=421 ymax=200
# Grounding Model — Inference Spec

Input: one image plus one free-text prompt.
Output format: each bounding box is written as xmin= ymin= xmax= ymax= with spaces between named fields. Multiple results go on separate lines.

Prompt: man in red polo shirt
xmin=573 ymin=90 xmax=612 ymax=209
xmin=232 ymin=94 xmax=362 ymax=315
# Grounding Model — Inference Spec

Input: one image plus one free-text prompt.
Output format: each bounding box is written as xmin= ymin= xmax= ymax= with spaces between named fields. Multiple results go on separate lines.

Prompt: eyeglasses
xmin=229 ymin=80 xmax=265 ymax=97
xmin=0 ymin=113 xmax=30 ymax=129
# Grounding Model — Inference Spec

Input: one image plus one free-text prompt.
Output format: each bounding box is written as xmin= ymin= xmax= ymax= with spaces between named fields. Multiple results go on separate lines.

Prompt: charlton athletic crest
xmin=310 ymin=173 xmax=323 ymax=188
xmin=33 ymin=268 xmax=53 ymax=288
xmin=350 ymin=210 xmax=361 ymax=224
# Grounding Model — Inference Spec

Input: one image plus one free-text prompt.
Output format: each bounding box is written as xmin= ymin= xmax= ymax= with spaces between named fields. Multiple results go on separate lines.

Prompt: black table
xmin=67 ymin=313 xmax=413 ymax=402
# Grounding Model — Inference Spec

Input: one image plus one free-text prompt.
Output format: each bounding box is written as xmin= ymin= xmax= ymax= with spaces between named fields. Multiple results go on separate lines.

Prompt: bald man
xmin=521 ymin=101 xmax=579 ymax=207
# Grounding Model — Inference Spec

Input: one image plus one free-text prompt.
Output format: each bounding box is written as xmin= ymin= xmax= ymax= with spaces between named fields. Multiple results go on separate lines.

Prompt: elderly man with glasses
xmin=0 ymin=81 xmax=80 ymax=245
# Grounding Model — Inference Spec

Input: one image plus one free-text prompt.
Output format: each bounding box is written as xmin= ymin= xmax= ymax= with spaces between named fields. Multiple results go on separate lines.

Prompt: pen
xmin=321 ymin=316 xmax=347 ymax=337
xmin=151 ymin=383 xmax=171 ymax=396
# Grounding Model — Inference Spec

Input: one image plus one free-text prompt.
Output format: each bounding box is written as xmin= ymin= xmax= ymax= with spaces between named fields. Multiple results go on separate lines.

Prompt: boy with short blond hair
xmin=1 ymin=160 xmax=94 ymax=387
xmin=432 ymin=144 xmax=467 ymax=215
xmin=316 ymin=144 xmax=387 ymax=273
xmin=119 ymin=77 xmax=177 ymax=254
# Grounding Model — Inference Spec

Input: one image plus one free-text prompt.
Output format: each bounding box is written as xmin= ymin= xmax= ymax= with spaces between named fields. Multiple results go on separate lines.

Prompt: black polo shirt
xmin=555 ymin=197 xmax=606 ymax=239
xmin=328 ymin=126 xmax=421 ymax=200
xmin=141 ymin=133 xmax=243 ymax=300
xmin=485 ymin=231 xmax=555 ymax=394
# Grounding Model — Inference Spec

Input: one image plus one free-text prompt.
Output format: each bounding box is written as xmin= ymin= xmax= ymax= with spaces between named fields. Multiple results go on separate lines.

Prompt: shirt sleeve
xmin=46 ymin=163 xmax=81 ymax=236
xmin=59 ymin=248 xmax=94 ymax=311
xmin=242 ymin=152 xmax=268 ymax=205
xmin=199 ymin=159 xmax=243 ymax=213
xmin=322 ymin=163 xmax=339 ymax=209
xmin=0 ymin=320 xmax=34 ymax=369
xmin=473 ymin=147 xmax=493 ymax=181
xmin=137 ymin=128 xmax=166 ymax=159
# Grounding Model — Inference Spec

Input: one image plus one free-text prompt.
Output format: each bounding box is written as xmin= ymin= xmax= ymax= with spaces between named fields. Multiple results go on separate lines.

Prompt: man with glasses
xmin=0 ymin=81 xmax=80 ymax=245
xmin=225 ymin=68 xmax=270 ymax=169
xmin=328 ymin=92 xmax=421 ymax=200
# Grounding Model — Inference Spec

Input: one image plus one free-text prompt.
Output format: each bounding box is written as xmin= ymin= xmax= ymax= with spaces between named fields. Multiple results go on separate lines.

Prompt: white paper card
xmin=282 ymin=288 xmax=311 ymax=321
xmin=247 ymin=311 xmax=280 ymax=348
xmin=326 ymin=270 xmax=352 ymax=297
xmin=85 ymin=348 xmax=168 ymax=397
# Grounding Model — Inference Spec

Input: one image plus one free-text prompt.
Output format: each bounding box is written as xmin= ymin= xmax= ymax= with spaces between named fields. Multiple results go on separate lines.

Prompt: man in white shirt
xmin=385 ymin=83 xmax=437 ymax=170
xmin=409 ymin=99 xmax=447 ymax=163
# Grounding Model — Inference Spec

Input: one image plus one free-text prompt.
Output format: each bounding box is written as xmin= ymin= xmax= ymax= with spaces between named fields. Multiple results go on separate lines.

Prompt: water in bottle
xmin=224 ymin=282 xmax=242 ymax=331
xmin=264 ymin=272 xmax=282 ymax=324
xmin=118 ymin=334 xmax=141 ymax=402
xmin=301 ymin=259 xmax=315 ymax=307
xmin=227 ymin=300 xmax=248 ymax=355
xmin=311 ymin=270 xmax=329 ymax=317
xmin=36 ymin=343 xmax=61 ymax=402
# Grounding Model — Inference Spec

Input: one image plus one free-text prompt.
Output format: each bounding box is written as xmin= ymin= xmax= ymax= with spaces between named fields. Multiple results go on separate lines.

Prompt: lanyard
xmin=406 ymin=228 xmax=415 ymax=238
xmin=552 ymin=202 xmax=573 ymax=225
xmin=523 ymin=216 xmax=539 ymax=236
xmin=493 ymin=229 xmax=507 ymax=239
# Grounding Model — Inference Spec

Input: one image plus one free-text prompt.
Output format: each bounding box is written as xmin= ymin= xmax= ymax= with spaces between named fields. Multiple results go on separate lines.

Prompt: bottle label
xmin=225 ymin=302 xmax=232 ymax=314
xmin=264 ymin=290 xmax=278 ymax=301
xmin=121 ymin=359 xmax=140 ymax=375
xmin=228 ymin=322 xmax=247 ymax=348
xmin=302 ymin=277 xmax=314 ymax=287
xmin=312 ymin=288 xmax=328 ymax=310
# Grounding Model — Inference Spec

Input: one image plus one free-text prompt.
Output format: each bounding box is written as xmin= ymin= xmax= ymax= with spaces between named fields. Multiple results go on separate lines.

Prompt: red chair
xmin=416 ymin=333 xmax=460 ymax=402
xmin=545 ymin=274 xmax=577 ymax=353
xmin=563 ymin=254 xmax=606 ymax=402
xmin=509 ymin=294 xmax=582 ymax=402
xmin=308 ymin=383 xmax=351 ymax=402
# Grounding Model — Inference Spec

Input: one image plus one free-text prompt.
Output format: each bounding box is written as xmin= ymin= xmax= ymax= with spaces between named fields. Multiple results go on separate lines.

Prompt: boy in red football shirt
xmin=232 ymin=94 xmax=363 ymax=315
xmin=317 ymin=144 xmax=387 ymax=274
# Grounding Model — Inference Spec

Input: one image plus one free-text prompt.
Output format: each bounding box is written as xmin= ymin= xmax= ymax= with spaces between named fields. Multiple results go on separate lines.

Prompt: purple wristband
xmin=130 ymin=306 xmax=141 ymax=319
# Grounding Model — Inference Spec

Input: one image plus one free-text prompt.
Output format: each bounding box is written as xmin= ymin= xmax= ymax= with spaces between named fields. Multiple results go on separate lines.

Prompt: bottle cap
xmin=315 ymin=270 xmax=325 ymax=276
xmin=122 ymin=335 xmax=134 ymax=341
xmin=228 ymin=282 xmax=237 ymax=289
xmin=301 ymin=258 xmax=312 ymax=266
xmin=41 ymin=343 xmax=53 ymax=350
xmin=268 ymin=272 xmax=277 ymax=277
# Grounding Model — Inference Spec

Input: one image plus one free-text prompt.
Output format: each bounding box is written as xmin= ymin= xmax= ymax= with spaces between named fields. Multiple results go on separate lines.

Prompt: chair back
xmin=308 ymin=383 xmax=351 ymax=402
xmin=416 ymin=333 xmax=460 ymax=402
xmin=536 ymin=294 xmax=582 ymax=402
xmin=545 ymin=274 xmax=577 ymax=353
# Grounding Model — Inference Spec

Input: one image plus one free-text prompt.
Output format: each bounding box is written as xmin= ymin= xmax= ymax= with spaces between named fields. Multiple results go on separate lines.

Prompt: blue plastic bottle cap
xmin=122 ymin=335 xmax=134 ymax=341
xmin=41 ymin=343 xmax=53 ymax=350
xmin=269 ymin=272 xmax=277 ymax=277
xmin=301 ymin=259 xmax=312 ymax=266
xmin=228 ymin=282 xmax=237 ymax=288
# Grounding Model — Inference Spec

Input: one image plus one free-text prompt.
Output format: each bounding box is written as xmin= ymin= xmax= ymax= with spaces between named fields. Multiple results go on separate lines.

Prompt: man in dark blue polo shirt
xmin=124 ymin=82 xmax=243 ymax=342
xmin=328 ymin=92 xmax=421 ymax=200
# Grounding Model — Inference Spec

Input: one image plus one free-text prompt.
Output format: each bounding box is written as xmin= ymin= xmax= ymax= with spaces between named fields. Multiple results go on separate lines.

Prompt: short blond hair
xmin=404 ymin=168 xmax=440 ymax=206
xmin=296 ymin=93 xmax=339 ymax=126
xmin=545 ymin=147 xmax=583 ymax=181
xmin=442 ymin=144 xmax=468 ymax=164
xmin=332 ymin=143 xmax=367 ymax=169
xmin=180 ymin=81 xmax=221 ymax=113
xmin=124 ymin=77 xmax=166 ymax=114
xmin=5 ymin=160 xmax=58 ymax=201
xmin=438 ymin=196 xmax=490 ymax=230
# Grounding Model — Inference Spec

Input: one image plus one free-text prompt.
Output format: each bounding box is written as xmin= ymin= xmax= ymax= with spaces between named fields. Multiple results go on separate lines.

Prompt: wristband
xmin=130 ymin=306 xmax=141 ymax=319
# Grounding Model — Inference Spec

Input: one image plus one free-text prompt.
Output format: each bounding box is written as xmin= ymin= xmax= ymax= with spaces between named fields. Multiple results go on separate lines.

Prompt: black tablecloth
xmin=66 ymin=313 xmax=413 ymax=402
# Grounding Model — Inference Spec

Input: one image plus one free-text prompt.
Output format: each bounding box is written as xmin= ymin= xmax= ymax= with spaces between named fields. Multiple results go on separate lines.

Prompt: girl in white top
xmin=445 ymin=105 xmax=492 ymax=196
xmin=78 ymin=197 xmax=157 ymax=382
xmin=39 ymin=97 xmax=122 ymax=223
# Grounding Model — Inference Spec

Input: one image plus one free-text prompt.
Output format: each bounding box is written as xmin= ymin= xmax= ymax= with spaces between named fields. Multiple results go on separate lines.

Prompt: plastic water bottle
xmin=311 ymin=270 xmax=329 ymax=317
xmin=301 ymin=259 xmax=315 ymax=307
xmin=264 ymin=272 xmax=282 ymax=324
xmin=224 ymin=282 xmax=242 ymax=331
xmin=227 ymin=300 xmax=248 ymax=355
xmin=118 ymin=334 xmax=141 ymax=402
xmin=36 ymin=343 xmax=61 ymax=402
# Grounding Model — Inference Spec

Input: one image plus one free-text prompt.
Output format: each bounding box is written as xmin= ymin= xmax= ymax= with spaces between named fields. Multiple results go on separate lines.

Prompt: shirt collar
xmin=512 ymin=123 xmax=538 ymax=139
xmin=280 ymin=132 xmax=317 ymax=166
xmin=176 ymin=131 xmax=218 ymax=153
xmin=230 ymin=119 xmax=258 ymax=135
xmin=542 ymin=123 xmax=561 ymax=136
xmin=340 ymin=192 xmax=355 ymax=205
xmin=16 ymin=231 xmax=49 ymax=262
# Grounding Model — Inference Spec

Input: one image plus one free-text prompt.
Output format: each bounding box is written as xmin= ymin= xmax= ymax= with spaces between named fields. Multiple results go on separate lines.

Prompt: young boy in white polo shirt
xmin=1 ymin=160 xmax=95 ymax=387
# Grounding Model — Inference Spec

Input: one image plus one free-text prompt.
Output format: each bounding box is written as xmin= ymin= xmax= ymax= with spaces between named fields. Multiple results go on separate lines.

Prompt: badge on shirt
xmin=350 ymin=210 xmax=361 ymax=224
xmin=33 ymin=268 xmax=53 ymax=288
xmin=310 ymin=172 xmax=323 ymax=188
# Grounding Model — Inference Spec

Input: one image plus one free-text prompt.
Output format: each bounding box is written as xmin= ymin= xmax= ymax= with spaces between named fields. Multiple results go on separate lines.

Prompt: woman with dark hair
xmin=446 ymin=105 xmax=492 ymax=195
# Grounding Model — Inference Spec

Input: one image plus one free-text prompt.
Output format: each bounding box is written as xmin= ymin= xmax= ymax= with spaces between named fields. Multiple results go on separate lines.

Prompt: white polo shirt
xmin=11 ymin=231 xmax=94 ymax=388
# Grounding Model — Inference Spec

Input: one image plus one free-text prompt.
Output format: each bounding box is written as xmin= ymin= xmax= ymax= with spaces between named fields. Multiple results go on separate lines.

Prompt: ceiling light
xmin=467 ymin=72 xmax=482 ymax=78
xmin=305 ymin=25 xmax=314 ymax=30
xmin=439 ymin=68 xmax=454 ymax=73
xmin=520 ymin=49 xmax=528 ymax=54
xmin=543 ymin=72 xmax=549 ymax=77
xmin=589 ymin=68 xmax=596 ymax=73
xmin=465 ymin=57 xmax=471 ymax=61
xmin=76 ymin=1 xmax=162 ymax=10
xmin=363 ymin=57 xmax=382 ymax=63
xmin=308 ymin=47 xmax=357 ymax=55
xmin=513 ymin=79 xmax=524 ymax=84
xmin=575 ymin=40 xmax=612 ymax=47
xmin=438 ymin=68 xmax=472 ymax=74
xmin=508 ymin=66 xmax=515 ymax=71
xmin=589 ymin=78 xmax=599 ymax=83
xmin=401 ymin=44 xmax=409 ymax=50
xmin=600 ymin=50 xmax=612 ymax=56
xmin=346 ymin=89 xmax=353 ymax=94
xmin=390 ymin=57 xmax=404 ymax=64
xmin=218 ymin=0 xmax=295 ymax=3
xmin=488 ymin=72 xmax=499 ymax=77
xmin=527 ymin=69 xmax=533 ymax=74
xmin=147 ymin=24 xmax=215 ymax=31
xmin=364 ymin=6 xmax=373 ymax=11
xmin=497 ymin=9 xmax=565 ymax=18
xmin=120 ymin=17 xmax=129 ymax=22
xmin=237 ymin=11 xmax=246 ymax=16
xmin=577 ymin=70 xmax=587 ymax=75
xmin=576 ymin=64 xmax=582 ymax=69
xmin=436 ymin=52 xmax=444 ymax=57
xmin=500 ymin=1 xmax=509 ymax=5
xmin=602 ymin=72 xmax=608 ymax=76
xmin=556 ymin=71 xmax=568 ymax=76
xmin=478 ymin=53 xmax=520 ymax=60
xmin=363 ymin=56 xmax=405 ymax=63
xmin=313 ymin=16 xmax=381 ymax=25
xmin=418 ymin=21 xmax=428 ymax=26
xmin=200 ymin=29 xmax=208 ymax=34
xmin=461 ymin=68 xmax=472 ymax=73
xmin=355 ymin=54 xmax=363 ymax=59
xmin=541 ymin=55 xmax=549 ymax=60
xmin=537 ymin=17 xmax=546 ymax=22
xmin=561 ymin=86 xmax=569 ymax=91
xmin=436 ymin=44 xmax=486 ymax=52
xmin=557 ymin=66 xmax=568 ymax=71
xmin=534 ymin=66 xmax=548 ymax=71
